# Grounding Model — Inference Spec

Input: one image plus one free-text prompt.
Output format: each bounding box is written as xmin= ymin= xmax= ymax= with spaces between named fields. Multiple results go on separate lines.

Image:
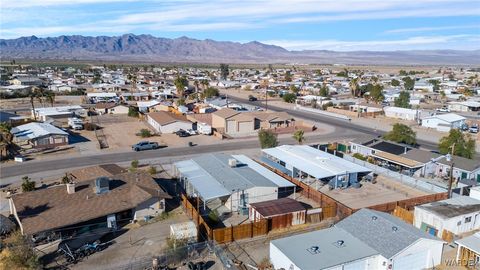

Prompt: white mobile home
xmin=384 ymin=106 xmax=420 ymax=121
xmin=421 ymin=113 xmax=466 ymax=132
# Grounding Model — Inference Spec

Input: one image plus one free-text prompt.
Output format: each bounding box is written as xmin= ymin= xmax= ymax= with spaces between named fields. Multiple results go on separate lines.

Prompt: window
xmin=457 ymin=221 xmax=462 ymax=226
xmin=465 ymin=216 xmax=472 ymax=223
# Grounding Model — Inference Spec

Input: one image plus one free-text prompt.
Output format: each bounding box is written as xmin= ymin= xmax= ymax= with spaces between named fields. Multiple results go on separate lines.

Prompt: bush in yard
xmin=282 ymin=93 xmax=296 ymax=103
xmin=21 ymin=176 xmax=35 ymax=192
xmin=0 ymin=231 xmax=41 ymax=269
xmin=258 ymin=129 xmax=278 ymax=149
xmin=148 ymin=165 xmax=157 ymax=175
xmin=128 ymin=107 xmax=139 ymax=118
xmin=139 ymin=129 xmax=152 ymax=138
xmin=130 ymin=160 xmax=139 ymax=172
xmin=352 ymin=153 xmax=367 ymax=161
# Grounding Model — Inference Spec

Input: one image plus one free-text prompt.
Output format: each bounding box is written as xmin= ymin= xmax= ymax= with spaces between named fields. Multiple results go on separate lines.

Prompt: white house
xmin=448 ymin=101 xmax=480 ymax=112
xmin=435 ymin=155 xmax=480 ymax=186
xmin=421 ymin=113 xmax=466 ymax=132
xmin=173 ymin=154 xmax=294 ymax=212
xmin=470 ymin=186 xmax=480 ymax=201
xmin=271 ymin=209 xmax=445 ymax=270
xmin=455 ymin=232 xmax=480 ymax=266
xmin=384 ymin=106 xmax=421 ymax=121
xmin=414 ymin=196 xmax=480 ymax=237
xmin=147 ymin=111 xmax=192 ymax=133
xmin=32 ymin=105 xmax=85 ymax=122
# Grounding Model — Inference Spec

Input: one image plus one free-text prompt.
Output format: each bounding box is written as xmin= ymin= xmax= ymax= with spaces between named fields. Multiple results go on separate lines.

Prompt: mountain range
xmin=1 ymin=34 xmax=479 ymax=65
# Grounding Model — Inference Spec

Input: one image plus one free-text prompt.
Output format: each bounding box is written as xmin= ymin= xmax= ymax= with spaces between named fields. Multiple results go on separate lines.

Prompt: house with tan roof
xmin=147 ymin=111 xmax=192 ymax=133
xmin=9 ymin=170 xmax=171 ymax=237
xmin=211 ymin=108 xmax=296 ymax=136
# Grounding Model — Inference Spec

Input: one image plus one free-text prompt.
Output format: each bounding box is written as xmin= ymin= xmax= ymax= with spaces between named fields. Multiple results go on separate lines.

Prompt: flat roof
xmin=416 ymin=196 xmax=480 ymax=219
xmin=271 ymin=227 xmax=379 ymax=270
xmin=175 ymin=154 xmax=293 ymax=201
xmin=262 ymin=145 xmax=371 ymax=179
xmin=250 ymin=198 xmax=305 ymax=218
xmin=11 ymin=122 xmax=68 ymax=140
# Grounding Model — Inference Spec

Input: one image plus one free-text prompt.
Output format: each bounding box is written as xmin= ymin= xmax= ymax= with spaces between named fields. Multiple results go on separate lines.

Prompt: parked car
xmin=469 ymin=124 xmax=479 ymax=133
xmin=436 ymin=107 xmax=450 ymax=113
xmin=186 ymin=129 xmax=197 ymax=135
xmin=248 ymin=95 xmax=257 ymax=101
xmin=132 ymin=141 xmax=159 ymax=151
xmin=175 ymin=129 xmax=190 ymax=137
xmin=68 ymin=117 xmax=84 ymax=130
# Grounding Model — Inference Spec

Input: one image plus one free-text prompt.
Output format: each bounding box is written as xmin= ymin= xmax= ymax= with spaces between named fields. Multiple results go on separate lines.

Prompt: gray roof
xmin=401 ymin=148 xmax=442 ymax=163
xmin=455 ymin=232 xmax=480 ymax=253
xmin=0 ymin=111 xmax=18 ymax=123
xmin=336 ymin=209 xmax=441 ymax=259
xmin=175 ymin=154 xmax=291 ymax=201
xmin=416 ymin=196 xmax=480 ymax=219
xmin=436 ymin=155 xmax=480 ymax=172
xmin=11 ymin=122 xmax=68 ymax=141
xmin=271 ymin=227 xmax=379 ymax=270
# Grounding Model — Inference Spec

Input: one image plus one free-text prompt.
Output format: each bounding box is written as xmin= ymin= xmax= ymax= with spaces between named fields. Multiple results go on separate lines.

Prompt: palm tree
xmin=193 ymin=80 xmax=200 ymax=102
xmin=127 ymin=73 xmax=137 ymax=101
xmin=45 ymin=91 xmax=55 ymax=107
xmin=349 ymin=78 xmax=359 ymax=97
xmin=0 ymin=123 xmax=13 ymax=160
xmin=292 ymin=130 xmax=305 ymax=145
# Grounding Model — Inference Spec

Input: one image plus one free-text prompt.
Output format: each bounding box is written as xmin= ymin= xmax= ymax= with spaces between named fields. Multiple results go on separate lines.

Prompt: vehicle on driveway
xmin=469 ymin=124 xmax=479 ymax=133
xmin=248 ymin=95 xmax=258 ymax=101
xmin=175 ymin=129 xmax=190 ymax=137
xmin=436 ymin=107 xmax=450 ymax=113
xmin=186 ymin=129 xmax=197 ymax=135
xmin=132 ymin=141 xmax=159 ymax=151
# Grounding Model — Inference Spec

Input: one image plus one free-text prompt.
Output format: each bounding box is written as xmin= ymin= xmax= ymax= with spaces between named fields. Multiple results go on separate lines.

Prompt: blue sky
xmin=1 ymin=0 xmax=479 ymax=51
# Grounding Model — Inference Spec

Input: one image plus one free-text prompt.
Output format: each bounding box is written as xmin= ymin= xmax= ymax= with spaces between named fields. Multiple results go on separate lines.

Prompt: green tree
xmin=394 ymin=91 xmax=411 ymax=108
xmin=128 ymin=106 xmax=139 ymax=118
xmin=282 ymin=93 xmax=297 ymax=103
xmin=174 ymin=76 xmax=188 ymax=97
xmin=369 ymin=84 xmax=384 ymax=103
xmin=402 ymin=77 xmax=415 ymax=90
xmin=258 ymin=130 xmax=278 ymax=149
xmin=289 ymin=85 xmax=299 ymax=94
xmin=148 ymin=166 xmax=157 ymax=175
xmin=391 ymin=79 xmax=400 ymax=87
xmin=130 ymin=160 xmax=139 ymax=171
xmin=319 ymin=85 xmax=329 ymax=97
xmin=203 ymin=87 xmax=219 ymax=98
xmin=399 ymin=70 xmax=408 ymax=76
xmin=21 ymin=176 xmax=36 ymax=192
xmin=383 ymin=123 xmax=417 ymax=145
xmin=428 ymin=79 xmax=440 ymax=91
xmin=438 ymin=129 xmax=475 ymax=159
xmin=292 ymin=130 xmax=305 ymax=144
xmin=0 ymin=231 xmax=40 ymax=269
xmin=139 ymin=129 xmax=152 ymax=138
xmin=220 ymin=64 xmax=229 ymax=80
xmin=284 ymin=71 xmax=292 ymax=82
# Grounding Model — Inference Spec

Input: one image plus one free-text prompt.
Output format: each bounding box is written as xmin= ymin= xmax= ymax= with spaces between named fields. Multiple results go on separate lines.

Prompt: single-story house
xmin=173 ymin=154 xmax=295 ymax=212
xmin=249 ymin=197 xmax=306 ymax=227
xmin=87 ymin=92 xmax=118 ymax=103
xmin=384 ymin=106 xmax=421 ymax=121
xmin=455 ymin=232 xmax=480 ymax=266
xmin=271 ymin=209 xmax=445 ymax=270
xmin=262 ymin=145 xmax=371 ymax=189
xmin=11 ymin=122 xmax=69 ymax=149
xmin=9 ymin=171 xmax=171 ymax=236
xmin=421 ymin=113 xmax=466 ymax=132
xmin=93 ymin=103 xmax=129 ymax=115
xmin=147 ymin=111 xmax=192 ymax=133
xmin=435 ymin=155 xmax=480 ymax=186
xmin=212 ymin=108 xmax=254 ymax=136
xmin=448 ymin=101 xmax=480 ymax=112
xmin=137 ymin=100 xmax=161 ymax=113
xmin=414 ymin=196 xmax=480 ymax=238
xmin=32 ymin=105 xmax=85 ymax=122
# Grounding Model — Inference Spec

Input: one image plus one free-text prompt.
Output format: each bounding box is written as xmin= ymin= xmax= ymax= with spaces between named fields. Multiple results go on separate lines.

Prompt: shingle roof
xmin=69 ymin=164 xmax=127 ymax=182
xmin=147 ymin=111 xmax=189 ymax=126
xmin=212 ymin=108 xmax=239 ymax=119
xmin=436 ymin=155 xmax=480 ymax=172
xmin=11 ymin=171 xmax=170 ymax=235
xmin=336 ymin=208 xmax=441 ymax=259
xmin=400 ymin=148 xmax=442 ymax=163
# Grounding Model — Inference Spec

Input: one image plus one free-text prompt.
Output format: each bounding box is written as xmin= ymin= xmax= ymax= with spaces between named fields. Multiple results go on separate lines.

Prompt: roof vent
xmin=307 ymin=246 xmax=320 ymax=255
xmin=228 ymin=158 xmax=238 ymax=168
xmin=333 ymin=240 xmax=346 ymax=248
xmin=95 ymin=177 xmax=110 ymax=194
xmin=392 ymin=226 xmax=398 ymax=232
xmin=372 ymin=215 xmax=378 ymax=221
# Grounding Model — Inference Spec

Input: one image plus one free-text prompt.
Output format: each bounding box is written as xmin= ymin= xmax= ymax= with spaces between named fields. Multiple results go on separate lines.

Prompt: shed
xmin=249 ymin=198 xmax=306 ymax=227
xmin=414 ymin=196 xmax=480 ymax=237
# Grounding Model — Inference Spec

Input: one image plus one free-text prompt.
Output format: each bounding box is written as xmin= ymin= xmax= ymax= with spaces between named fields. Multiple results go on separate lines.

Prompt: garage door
xmin=393 ymin=250 xmax=428 ymax=270
xmin=344 ymin=259 xmax=367 ymax=270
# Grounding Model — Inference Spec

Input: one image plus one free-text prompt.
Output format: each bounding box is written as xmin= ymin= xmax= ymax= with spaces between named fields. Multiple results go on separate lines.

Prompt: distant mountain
xmin=1 ymin=34 xmax=479 ymax=65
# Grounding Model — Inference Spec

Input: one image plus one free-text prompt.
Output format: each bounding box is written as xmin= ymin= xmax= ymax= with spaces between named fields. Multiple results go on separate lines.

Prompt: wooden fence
xmin=180 ymin=194 xmax=213 ymax=240
xmin=392 ymin=206 xmax=414 ymax=224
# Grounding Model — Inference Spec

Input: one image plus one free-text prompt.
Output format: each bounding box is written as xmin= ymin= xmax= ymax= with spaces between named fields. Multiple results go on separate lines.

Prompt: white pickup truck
xmin=68 ymin=117 xmax=84 ymax=130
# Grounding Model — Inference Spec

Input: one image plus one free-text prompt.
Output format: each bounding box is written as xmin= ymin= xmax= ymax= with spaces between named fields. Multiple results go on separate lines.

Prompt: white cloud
xmin=262 ymin=35 xmax=480 ymax=51
xmin=385 ymin=25 xmax=480 ymax=34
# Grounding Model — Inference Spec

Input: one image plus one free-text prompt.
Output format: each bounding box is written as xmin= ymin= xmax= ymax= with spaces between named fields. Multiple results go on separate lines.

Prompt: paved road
xmin=0 ymin=133 xmax=356 ymax=180
xmin=229 ymin=95 xmax=439 ymax=150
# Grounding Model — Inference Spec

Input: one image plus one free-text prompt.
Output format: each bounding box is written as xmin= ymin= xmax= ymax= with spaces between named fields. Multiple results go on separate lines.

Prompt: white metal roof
xmin=11 ymin=122 xmax=68 ymax=141
xmin=231 ymin=155 xmax=294 ymax=188
xmin=87 ymin=92 xmax=117 ymax=97
xmin=262 ymin=145 xmax=371 ymax=179
xmin=455 ymin=232 xmax=480 ymax=253
xmin=384 ymin=106 xmax=418 ymax=114
xmin=422 ymin=113 xmax=465 ymax=123
xmin=34 ymin=105 xmax=84 ymax=116
xmin=137 ymin=100 xmax=160 ymax=108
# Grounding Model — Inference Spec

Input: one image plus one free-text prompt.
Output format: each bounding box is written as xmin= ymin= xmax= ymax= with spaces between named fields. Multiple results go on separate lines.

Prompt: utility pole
xmin=447 ymin=143 xmax=456 ymax=199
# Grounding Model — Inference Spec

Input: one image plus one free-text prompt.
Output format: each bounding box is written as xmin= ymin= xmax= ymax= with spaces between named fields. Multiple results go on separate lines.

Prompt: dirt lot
xmin=319 ymin=174 xmax=429 ymax=209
